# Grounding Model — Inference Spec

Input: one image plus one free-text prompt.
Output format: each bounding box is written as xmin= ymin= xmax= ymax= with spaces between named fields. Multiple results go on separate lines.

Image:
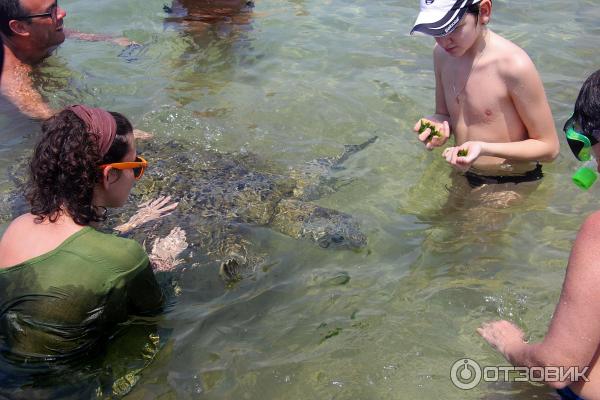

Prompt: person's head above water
xmin=410 ymin=0 xmax=486 ymax=37
xmin=564 ymin=70 xmax=600 ymax=162
xmin=573 ymin=70 xmax=600 ymax=144
xmin=411 ymin=0 xmax=492 ymax=59
xmin=27 ymin=105 xmax=146 ymax=226
xmin=0 ymin=0 xmax=67 ymax=61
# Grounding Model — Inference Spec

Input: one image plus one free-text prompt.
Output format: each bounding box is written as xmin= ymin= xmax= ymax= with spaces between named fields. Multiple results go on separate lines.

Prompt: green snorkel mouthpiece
xmin=573 ymin=159 xmax=598 ymax=190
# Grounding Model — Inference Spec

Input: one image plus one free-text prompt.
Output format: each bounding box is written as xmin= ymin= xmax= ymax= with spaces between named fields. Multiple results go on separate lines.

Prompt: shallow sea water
xmin=1 ymin=0 xmax=600 ymax=398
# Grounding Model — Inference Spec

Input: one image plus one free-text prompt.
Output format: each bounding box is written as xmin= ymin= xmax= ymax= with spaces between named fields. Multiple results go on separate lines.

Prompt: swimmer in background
xmin=0 ymin=0 xmax=138 ymax=121
xmin=164 ymin=0 xmax=254 ymax=24
xmin=479 ymin=70 xmax=600 ymax=400
xmin=163 ymin=0 xmax=254 ymax=37
xmin=410 ymin=0 xmax=559 ymax=187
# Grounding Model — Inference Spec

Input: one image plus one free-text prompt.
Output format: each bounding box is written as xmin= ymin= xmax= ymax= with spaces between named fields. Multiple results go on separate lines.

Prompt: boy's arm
xmin=484 ymin=54 xmax=559 ymax=160
xmin=445 ymin=53 xmax=559 ymax=166
xmin=414 ymin=45 xmax=452 ymax=150
xmin=433 ymin=45 xmax=451 ymax=125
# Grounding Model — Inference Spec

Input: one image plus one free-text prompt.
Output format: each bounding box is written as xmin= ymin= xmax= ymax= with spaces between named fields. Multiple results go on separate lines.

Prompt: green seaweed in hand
xmin=418 ymin=119 xmax=441 ymax=141
xmin=457 ymin=149 xmax=468 ymax=157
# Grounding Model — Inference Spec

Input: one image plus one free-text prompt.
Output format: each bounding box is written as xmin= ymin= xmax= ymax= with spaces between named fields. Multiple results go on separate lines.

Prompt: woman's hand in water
xmin=114 ymin=196 xmax=178 ymax=234
xmin=478 ymin=320 xmax=526 ymax=361
xmin=443 ymin=141 xmax=483 ymax=171
xmin=133 ymin=129 xmax=154 ymax=140
xmin=149 ymin=227 xmax=188 ymax=272
xmin=413 ymin=117 xmax=450 ymax=150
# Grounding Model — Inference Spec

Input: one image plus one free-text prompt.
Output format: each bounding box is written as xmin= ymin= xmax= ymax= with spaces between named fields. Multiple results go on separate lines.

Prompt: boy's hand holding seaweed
xmin=443 ymin=141 xmax=482 ymax=172
xmin=413 ymin=118 xmax=450 ymax=150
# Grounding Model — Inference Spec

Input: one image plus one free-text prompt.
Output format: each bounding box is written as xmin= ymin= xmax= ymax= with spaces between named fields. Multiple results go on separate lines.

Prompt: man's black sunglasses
xmin=14 ymin=2 xmax=58 ymax=24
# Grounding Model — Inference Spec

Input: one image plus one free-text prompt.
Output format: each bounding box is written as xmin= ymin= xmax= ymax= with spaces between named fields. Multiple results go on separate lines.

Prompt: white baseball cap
xmin=411 ymin=0 xmax=482 ymax=37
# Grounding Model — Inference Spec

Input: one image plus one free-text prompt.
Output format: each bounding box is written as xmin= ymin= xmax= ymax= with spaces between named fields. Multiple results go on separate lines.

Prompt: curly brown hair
xmin=27 ymin=109 xmax=133 ymax=225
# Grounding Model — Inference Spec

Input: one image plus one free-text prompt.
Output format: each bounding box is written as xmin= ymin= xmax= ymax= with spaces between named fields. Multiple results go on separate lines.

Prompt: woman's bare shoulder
xmin=0 ymin=214 xmax=38 ymax=267
xmin=0 ymin=214 xmax=83 ymax=268
xmin=1 ymin=214 xmax=37 ymax=240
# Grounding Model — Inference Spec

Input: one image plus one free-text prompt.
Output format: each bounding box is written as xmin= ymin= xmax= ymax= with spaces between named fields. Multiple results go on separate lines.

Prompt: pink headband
xmin=66 ymin=105 xmax=117 ymax=157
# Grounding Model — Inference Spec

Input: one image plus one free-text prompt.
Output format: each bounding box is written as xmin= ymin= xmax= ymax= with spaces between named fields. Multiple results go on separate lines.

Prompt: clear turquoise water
xmin=1 ymin=0 xmax=600 ymax=398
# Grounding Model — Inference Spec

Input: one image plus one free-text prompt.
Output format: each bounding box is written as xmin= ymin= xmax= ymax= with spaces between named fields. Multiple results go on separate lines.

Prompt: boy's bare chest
xmin=441 ymin=63 xmax=509 ymax=123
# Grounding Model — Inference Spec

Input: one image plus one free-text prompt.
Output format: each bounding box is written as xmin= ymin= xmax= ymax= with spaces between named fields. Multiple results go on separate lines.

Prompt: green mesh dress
xmin=0 ymin=227 xmax=164 ymax=366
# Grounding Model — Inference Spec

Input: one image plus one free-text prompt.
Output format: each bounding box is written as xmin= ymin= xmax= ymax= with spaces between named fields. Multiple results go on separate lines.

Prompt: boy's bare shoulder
xmin=493 ymin=34 xmax=537 ymax=80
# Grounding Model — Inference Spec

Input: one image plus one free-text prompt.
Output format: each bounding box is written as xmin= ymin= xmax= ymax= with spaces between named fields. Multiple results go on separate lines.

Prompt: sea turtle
xmin=128 ymin=136 xmax=376 ymax=281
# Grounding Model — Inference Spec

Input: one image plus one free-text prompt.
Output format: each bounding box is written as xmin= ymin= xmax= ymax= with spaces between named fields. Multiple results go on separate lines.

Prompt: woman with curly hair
xmin=0 ymin=105 xmax=184 ymax=367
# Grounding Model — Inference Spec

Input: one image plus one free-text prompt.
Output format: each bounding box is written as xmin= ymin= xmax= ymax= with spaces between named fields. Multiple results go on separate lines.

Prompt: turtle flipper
xmin=290 ymin=136 xmax=377 ymax=200
xmin=270 ymin=199 xmax=367 ymax=250
xmin=335 ymin=135 xmax=378 ymax=167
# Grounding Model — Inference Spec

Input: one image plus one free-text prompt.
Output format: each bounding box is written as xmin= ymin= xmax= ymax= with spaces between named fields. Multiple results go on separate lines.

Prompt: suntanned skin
xmin=479 ymin=143 xmax=600 ymax=399
xmin=1 ymin=49 xmax=54 ymax=119
xmin=0 ymin=0 xmax=136 ymax=121
xmin=414 ymin=0 xmax=559 ymax=174
xmin=0 ymin=0 xmax=65 ymax=119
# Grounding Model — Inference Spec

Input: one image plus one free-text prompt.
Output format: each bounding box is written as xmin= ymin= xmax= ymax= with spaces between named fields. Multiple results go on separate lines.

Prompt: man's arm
xmin=64 ymin=28 xmax=137 ymax=47
xmin=479 ymin=211 xmax=600 ymax=388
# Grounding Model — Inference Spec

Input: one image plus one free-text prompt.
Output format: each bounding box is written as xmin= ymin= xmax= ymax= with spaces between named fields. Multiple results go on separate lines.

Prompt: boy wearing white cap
xmin=411 ymin=0 xmax=559 ymax=186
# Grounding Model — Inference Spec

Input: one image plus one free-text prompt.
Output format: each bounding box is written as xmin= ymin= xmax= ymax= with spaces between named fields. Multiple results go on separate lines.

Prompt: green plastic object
xmin=572 ymin=166 xmax=597 ymax=190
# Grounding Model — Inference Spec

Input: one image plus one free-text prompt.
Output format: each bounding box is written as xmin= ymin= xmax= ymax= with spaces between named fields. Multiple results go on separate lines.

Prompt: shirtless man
xmin=411 ymin=0 xmax=559 ymax=186
xmin=0 ymin=0 xmax=137 ymax=120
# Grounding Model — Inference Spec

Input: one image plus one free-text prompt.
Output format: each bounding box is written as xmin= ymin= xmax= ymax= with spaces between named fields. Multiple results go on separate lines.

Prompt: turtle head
xmin=301 ymin=208 xmax=367 ymax=250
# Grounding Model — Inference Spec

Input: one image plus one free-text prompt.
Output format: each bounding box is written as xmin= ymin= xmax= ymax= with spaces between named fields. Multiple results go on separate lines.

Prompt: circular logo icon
xmin=450 ymin=358 xmax=482 ymax=390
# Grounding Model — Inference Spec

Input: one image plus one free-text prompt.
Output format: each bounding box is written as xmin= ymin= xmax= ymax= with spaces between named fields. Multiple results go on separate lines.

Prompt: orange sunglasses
xmin=99 ymin=156 xmax=147 ymax=180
